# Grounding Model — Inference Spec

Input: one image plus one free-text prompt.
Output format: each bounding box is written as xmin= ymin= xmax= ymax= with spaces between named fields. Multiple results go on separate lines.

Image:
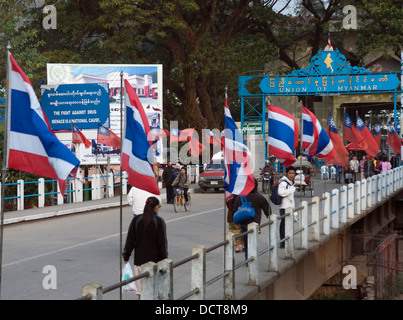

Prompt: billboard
xmin=41 ymin=83 xmax=110 ymax=130
xmin=46 ymin=63 xmax=163 ymax=165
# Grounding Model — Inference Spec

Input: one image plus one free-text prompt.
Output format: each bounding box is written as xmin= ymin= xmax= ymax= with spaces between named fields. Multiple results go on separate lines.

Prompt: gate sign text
xmin=41 ymin=83 xmax=110 ymax=130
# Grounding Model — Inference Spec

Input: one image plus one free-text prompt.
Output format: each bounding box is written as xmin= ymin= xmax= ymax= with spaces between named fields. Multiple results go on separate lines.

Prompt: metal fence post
xmin=57 ymin=181 xmax=63 ymax=205
xmin=331 ymin=189 xmax=339 ymax=229
xmin=268 ymin=214 xmax=278 ymax=272
xmin=107 ymin=172 xmax=114 ymax=198
xmin=247 ymin=222 xmax=259 ymax=286
xmin=311 ymin=196 xmax=320 ymax=241
xmin=122 ymin=171 xmax=128 ymax=195
xmin=355 ymin=180 xmax=361 ymax=215
xmin=82 ymin=282 xmax=103 ymax=300
xmin=284 ymin=207 xmax=294 ymax=258
xmin=367 ymin=177 xmax=372 ymax=208
xmin=340 ymin=185 xmax=347 ymax=224
xmin=224 ymin=232 xmax=235 ymax=300
xmin=347 ymin=183 xmax=354 ymax=219
xmin=361 ymin=179 xmax=367 ymax=212
xmin=300 ymin=201 xmax=308 ymax=250
xmin=190 ymin=245 xmax=206 ymax=300
xmin=38 ymin=178 xmax=45 ymax=208
xmin=156 ymin=259 xmax=173 ymax=300
xmin=140 ymin=261 xmax=157 ymax=300
xmin=17 ymin=179 xmax=24 ymax=210
xmin=91 ymin=174 xmax=101 ymax=200
xmin=74 ymin=178 xmax=83 ymax=203
xmin=323 ymin=192 xmax=330 ymax=235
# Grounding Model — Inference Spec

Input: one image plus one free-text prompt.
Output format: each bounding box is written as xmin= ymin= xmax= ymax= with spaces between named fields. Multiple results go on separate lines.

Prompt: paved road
xmin=0 ymin=176 xmax=343 ymax=300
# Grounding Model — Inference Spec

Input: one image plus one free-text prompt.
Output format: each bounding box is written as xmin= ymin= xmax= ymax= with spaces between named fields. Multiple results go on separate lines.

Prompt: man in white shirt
xmin=127 ymin=186 xmax=161 ymax=215
xmin=350 ymin=156 xmax=359 ymax=182
xmin=277 ymin=166 xmax=296 ymax=248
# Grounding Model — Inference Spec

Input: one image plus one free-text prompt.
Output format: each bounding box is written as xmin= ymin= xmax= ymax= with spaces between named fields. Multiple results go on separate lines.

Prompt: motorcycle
xmin=262 ymin=171 xmax=270 ymax=194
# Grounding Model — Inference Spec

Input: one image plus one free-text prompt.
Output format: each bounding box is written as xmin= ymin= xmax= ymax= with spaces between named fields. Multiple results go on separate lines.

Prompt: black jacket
xmin=232 ymin=190 xmax=269 ymax=225
xmin=162 ymin=166 xmax=174 ymax=186
xmin=122 ymin=214 xmax=168 ymax=266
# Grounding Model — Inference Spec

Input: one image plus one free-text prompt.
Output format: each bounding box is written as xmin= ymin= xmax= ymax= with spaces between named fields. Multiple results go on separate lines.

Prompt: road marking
xmin=2 ymin=207 xmax=223 ymax=268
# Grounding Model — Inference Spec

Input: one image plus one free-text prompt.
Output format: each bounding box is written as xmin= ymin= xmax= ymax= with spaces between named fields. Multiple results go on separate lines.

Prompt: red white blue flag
xmin=72 ymin=122 xmax=91 ymax=148
xmin=387 ymin=122 xmax=401 ymax=155
xmin=223 ymin=97 xmax=255 ymax=195
xmin=374 ymin=120 xmax=381 ymax=147
xmin=327 ymin=111 xmax=349 ymax=167
xmin=302 ymin=107 xmax=335 ymax=161
xmin=267 ymin=105 xmax=299 ymax=167
xmin=7 ymin=53 xmax=79 ymax=195
xmin=97 ymin=123 xmax=121 ymax=149
xmin=122 ymin=79 xmax=160 ymax=195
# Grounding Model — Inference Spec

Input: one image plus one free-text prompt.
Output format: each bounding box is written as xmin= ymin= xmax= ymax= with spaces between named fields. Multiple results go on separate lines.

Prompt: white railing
xmin=78 ymin=166 xmax=403 ymax=300
xmin=0 ymin=172 xmax=129 ymax=211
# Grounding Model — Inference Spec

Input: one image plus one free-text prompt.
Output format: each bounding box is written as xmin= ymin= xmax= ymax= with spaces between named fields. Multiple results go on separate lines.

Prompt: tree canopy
xmin=0 ymin=0 xmax=401 ymax=130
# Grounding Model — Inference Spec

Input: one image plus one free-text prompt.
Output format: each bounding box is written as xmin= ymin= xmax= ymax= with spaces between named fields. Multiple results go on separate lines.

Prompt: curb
xmin=3 ymin=185 xmax=203 ymax=226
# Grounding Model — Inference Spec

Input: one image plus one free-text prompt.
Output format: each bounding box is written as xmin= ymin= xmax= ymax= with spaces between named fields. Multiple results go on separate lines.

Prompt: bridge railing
xmin=0 ymin=172 xmax=128 ymax=211
xmin=78 ymin=166 xmax=403 ymax=300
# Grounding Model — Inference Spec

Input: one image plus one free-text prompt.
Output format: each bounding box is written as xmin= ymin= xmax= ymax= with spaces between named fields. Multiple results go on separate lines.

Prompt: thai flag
xmin=267 ymin=105 xmax=299 ymax=167
xmin=122 ymin=79 xmax=160 ymax=195
xmin=223 ymin=97 xmax=255 ymax=195
xmin=97 ymin=123 xmax=121 ymax=149
xmin=72 ymin=122 xmax=91 ymax=149
xmin=302 ymin=107 xmax=335 ymax=161
xmin=7 ymin=53 xmax=79 ymax=195
xmin=374 ymin=120 xmax=381 ymax=147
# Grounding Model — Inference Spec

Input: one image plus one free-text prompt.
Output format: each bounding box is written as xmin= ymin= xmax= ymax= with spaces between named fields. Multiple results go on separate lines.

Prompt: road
xmin=0 ymin=177 xmax=340 ymax=300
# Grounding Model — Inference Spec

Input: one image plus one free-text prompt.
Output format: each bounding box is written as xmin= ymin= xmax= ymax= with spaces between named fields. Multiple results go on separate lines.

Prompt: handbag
xmin=233 ymin=196 xmax=255 ymax=224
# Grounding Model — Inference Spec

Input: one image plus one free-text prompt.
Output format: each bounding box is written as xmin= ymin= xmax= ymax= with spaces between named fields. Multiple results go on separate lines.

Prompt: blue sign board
xmin=240 ymin=49 xmax=401 ymax=96
xmin=41 ymin=83 xmax=110 ymax=130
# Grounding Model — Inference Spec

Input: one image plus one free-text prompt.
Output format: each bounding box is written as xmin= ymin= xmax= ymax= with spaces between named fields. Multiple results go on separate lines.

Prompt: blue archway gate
xmin=239 ymin=49 xmax=401 ymax=159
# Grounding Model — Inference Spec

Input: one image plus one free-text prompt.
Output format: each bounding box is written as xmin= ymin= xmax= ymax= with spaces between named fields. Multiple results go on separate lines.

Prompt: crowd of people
xmin=333 ymin=152 xmax=401 ymax=184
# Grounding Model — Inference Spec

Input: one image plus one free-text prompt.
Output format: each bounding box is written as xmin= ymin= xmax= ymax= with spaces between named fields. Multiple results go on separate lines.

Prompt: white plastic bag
xmin=122 ymin=263 xmax=138 ymax=293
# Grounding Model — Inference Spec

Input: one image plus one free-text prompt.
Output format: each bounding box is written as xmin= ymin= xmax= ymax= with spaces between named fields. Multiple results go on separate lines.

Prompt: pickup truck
xmin=198 ymin=161 xmax=225 ymax=192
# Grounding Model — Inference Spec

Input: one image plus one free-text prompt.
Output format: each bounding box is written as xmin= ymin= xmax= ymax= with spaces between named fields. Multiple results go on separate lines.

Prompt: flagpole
xmin=223 ymin=86 xmax=228 ymax=239
xmin=119 ymin=71 xmax=123 ymax=300
xmin=0 ymin=42 xmax=12 ymax=299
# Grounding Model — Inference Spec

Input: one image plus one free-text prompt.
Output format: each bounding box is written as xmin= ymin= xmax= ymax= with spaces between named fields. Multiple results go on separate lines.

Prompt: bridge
xmin=2 ymin=167 xmax=403 ymax=300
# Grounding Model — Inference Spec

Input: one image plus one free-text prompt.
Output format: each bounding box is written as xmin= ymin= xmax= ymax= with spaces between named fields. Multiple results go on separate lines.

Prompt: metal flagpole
xmin=119 ymin=71 xmax=124 ymax=300
xmin=223 ymin=86 xmax=228 ymax=239
xmin=0 ymin=42 xmax=12 ymax=299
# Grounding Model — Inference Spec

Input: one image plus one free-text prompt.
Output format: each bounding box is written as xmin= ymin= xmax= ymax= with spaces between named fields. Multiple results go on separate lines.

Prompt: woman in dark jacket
xmin=232 ymin=179 xmax=269 ymax=259
xmin=122 ymin=196 xmax=168 ymax=297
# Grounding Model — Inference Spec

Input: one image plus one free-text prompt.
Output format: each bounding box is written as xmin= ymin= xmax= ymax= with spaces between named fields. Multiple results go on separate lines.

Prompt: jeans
xmin=279 ymin=208 xmax=285 ymax=248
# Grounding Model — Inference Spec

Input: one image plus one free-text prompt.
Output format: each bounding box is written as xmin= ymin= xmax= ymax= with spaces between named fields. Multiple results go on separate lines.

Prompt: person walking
xmin=350 ymin=156 xmax=359 ymax=183
xmin=162 ymin=161 xmax=174 ymax=204
xmin=364 ymin=158 xmax=375 ymax=178
xmin=278 ymin=166 xmax=296 ymax=248
xmin=380 ymin=155 xmax=391 ymax=173
xmin=232 ymin=178 xmax=269 ymax=260
xmin=122 ymin=196 xmax=168 ymax=299
xmin=359 ymin=155 xmax=366 ymax=180
xmin=226 ymin=192 xmax=244 ymax=253
xmin=127 ymin=186 xmax=161 ymax=216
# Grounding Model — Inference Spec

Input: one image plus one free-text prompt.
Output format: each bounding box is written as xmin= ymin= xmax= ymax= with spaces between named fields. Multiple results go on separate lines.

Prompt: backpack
xmin=233 ymin=196 xmax=256 ymax=224
xmin=270 ymin=180 xmax=290 ymax=205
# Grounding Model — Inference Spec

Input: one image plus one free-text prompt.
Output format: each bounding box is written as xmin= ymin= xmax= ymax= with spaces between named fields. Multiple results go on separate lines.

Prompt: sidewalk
xmin=2 ymin=183 xmax=201 ymax=226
